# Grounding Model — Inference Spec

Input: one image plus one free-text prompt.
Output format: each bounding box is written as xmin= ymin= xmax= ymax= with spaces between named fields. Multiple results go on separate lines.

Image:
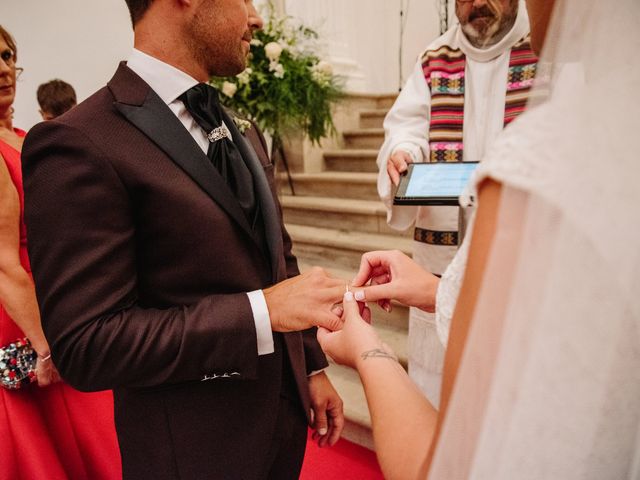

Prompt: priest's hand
xmin=264 ymin=267 xmax=345 ymax=332
xmin=387 ymin=150 xmax=413 ymax=186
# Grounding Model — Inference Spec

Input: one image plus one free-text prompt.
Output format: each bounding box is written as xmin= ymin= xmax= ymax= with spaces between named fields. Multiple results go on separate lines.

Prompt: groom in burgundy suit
xmin=22 ymin=0 xmax=345 ymax=478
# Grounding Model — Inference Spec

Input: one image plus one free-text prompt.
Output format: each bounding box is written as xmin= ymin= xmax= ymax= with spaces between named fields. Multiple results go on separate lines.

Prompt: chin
xmin=461 ymin=24 xmax=482 ymax=41
xmin=462 ymin=21 xmax=501 ymax=47
xmin=209 ymin=61 xmax=246 ymax=78
xmin=0 ymin=96 xmax=14 ymax=111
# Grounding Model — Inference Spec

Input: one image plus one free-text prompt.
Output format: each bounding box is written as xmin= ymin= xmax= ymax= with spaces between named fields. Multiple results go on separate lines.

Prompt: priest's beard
xmin=462 ymin=4 xmax=518 ymax=49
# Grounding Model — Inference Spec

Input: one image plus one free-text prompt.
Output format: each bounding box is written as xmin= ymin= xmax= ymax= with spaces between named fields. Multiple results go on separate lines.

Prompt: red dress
xmin=0 ymin=129 xmax=122 ymax=480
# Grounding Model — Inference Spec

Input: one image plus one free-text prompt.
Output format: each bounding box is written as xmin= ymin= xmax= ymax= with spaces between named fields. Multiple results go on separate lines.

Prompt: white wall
xmin=4 ymin=1 xmax=132 ymax=130
xmin=4 ymin=0 xmax=447 ymax=130
xmin=285 ymin=0 xmax=442 ymax=93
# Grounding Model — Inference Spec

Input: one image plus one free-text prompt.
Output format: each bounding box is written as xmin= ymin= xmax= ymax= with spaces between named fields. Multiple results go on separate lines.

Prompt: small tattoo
xmin=360 ymin=349 xmax=398 ymax=362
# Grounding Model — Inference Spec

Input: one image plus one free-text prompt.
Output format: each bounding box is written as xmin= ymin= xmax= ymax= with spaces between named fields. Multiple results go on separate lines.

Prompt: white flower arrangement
xmin=221 ymin=81 xmax=238 ymax=98
xmin=264 ymin=42 xmax=283 ymax=61
xmin=210 ymin=1 xmax=344 ymax=146
xmin=232 ymin=116 xmax=252 ymax=134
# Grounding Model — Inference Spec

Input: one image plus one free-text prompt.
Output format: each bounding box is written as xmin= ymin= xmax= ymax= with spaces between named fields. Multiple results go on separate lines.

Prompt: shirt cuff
xmin=308 ymin=368 xmax=327 ymax=377
xmin=247 ymin=290 xmax=274 ymax=356
xmin=392 ymin=143 xmax=423 ymax=163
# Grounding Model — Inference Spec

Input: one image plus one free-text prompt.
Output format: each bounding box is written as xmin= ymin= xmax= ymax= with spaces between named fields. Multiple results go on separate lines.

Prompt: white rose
xmin=316 ymin=60 xmax=333 ymax=76
xmin=269 ymin=61 xmax=285 ymax=78
xmin=264 ymin=42 xmax=283 ymax=61
xmin=273 ymin=63 xmax=285 ymax=79
xmin=236 ymin=67 xmax=252 ymax=85
xmin=221 ymin=81 xmax=238 ymax=98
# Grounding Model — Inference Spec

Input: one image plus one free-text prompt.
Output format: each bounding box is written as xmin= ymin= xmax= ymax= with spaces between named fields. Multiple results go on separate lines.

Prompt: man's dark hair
xmin=124 ymin=0 xmax=154 ymax=27
xmin=37 ymin=79 xmax=77 ymax=119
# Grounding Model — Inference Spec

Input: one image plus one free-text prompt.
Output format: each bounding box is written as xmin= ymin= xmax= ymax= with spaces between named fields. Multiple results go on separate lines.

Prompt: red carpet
xmin=300 ymin=430 xmax=384 ymax=479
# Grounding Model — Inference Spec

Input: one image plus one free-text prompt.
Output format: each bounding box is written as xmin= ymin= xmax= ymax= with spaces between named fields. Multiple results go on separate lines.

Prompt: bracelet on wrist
xmin=38 ymin=352 xmax=52 ymax=362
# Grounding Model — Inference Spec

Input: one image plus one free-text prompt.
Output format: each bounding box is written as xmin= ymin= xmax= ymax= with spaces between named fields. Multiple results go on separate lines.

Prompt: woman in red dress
xmin=0 ymin=25 xmax=121 ymax=479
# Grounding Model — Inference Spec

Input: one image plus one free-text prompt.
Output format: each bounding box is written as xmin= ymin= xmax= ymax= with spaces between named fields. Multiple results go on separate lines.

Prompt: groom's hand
xmin=264 ymin=267 xmax=345 ymax=332
xmin=308 ymin=371 xmax=344 ymax=447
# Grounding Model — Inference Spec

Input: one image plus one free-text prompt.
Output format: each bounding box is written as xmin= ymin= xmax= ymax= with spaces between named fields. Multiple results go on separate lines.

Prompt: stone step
xmin=323 ymin=149 xmax=379 ymax=173
xmin=281 ymin=195 xmax=411 ymax=238
xmin=373 ymin=94 xmax=397 ymax=110
xmin=279 ymin=172 xmax=379 ymax=200
xmin=296 ymin=261 xmax=409 ymax=333
xmin=359 ymin=109 xmax=388 ymax=129
xmin=287 ymin=224 xmax=413 ymax=272
xmin=343 ymin=128 xmax=385 ymax=150
xmin=346 ymin=92 xmax=397 ymax=111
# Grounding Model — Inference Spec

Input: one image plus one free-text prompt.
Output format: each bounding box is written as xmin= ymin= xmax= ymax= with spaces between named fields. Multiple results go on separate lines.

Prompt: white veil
xmin=429 ymin=0 xmax=640 ymax=478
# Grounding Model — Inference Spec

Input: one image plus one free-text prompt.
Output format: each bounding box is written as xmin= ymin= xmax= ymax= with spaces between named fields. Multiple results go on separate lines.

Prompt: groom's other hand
xmin=264 ymin=267 xmax=345 ymax=332
xmin=308 ymin=371 xmax=344 ymax=447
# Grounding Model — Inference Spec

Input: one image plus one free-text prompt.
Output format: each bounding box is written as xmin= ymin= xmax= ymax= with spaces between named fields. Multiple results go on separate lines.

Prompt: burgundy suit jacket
xmin=22 ymin=63 xmax=327 ymax=479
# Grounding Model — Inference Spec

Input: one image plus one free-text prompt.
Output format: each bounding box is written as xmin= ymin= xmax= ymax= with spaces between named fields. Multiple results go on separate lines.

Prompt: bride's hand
xmin=318 ymin=290 xmax=388 ymax=369
xmin=351 ymin=250 xmax=440 ymax=313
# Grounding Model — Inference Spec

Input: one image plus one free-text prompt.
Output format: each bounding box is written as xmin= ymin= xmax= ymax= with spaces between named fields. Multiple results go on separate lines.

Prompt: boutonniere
xmin=232 ymin=116 xmax=252 ymax=134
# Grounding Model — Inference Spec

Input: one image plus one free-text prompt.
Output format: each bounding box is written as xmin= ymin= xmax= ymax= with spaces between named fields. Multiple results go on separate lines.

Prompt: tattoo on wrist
xmin=360 ymin=348 xmax=398 ymax=362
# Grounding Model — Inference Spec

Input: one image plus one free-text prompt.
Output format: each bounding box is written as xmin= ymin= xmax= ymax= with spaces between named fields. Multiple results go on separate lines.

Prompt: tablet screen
xmin=394 ymin=162 xmax=479 ymax=206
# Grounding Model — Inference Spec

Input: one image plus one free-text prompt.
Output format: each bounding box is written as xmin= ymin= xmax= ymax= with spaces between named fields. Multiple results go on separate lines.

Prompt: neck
xmin=134 ymin=41 xmax=208 ymax=83
xmin=133 ymin=10 xmax=209 ymax=82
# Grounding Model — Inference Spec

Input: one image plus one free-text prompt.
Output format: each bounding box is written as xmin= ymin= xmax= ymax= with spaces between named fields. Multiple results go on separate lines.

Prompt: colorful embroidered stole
xmin=422 ymin=36 xmax=538 ymax=163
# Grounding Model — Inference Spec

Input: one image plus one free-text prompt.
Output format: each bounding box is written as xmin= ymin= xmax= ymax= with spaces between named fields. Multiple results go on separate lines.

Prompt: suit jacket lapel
xmin=108 ymin=63 xmax=255 ymax=241
xmin=222 ymin=109 xmax=283 ymax=282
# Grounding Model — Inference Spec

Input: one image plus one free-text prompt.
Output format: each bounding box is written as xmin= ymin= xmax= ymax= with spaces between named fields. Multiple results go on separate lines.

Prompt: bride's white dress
xmin=434 ymin=215 xmax=471 ymax=347
xmin=428 ymin=0 xmax=640 ymax=477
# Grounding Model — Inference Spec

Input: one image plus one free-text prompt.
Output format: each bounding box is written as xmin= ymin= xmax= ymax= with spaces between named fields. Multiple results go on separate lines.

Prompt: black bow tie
xmin=180 ymin=83 xmax=256 ymax=221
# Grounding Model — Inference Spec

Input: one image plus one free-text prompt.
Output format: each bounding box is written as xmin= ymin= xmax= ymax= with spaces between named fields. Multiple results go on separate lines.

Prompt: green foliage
xmin=210 ymin=3 xmax=344 ymax=147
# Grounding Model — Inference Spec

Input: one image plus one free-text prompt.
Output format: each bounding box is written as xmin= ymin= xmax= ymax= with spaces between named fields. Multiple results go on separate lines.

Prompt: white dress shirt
xmin=127 ymin=48 xmax=274 ymax=356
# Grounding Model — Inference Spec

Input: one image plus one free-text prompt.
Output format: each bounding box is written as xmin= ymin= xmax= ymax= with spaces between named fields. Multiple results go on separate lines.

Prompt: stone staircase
xmin=278 ymin=93 xmax=413 ymax=450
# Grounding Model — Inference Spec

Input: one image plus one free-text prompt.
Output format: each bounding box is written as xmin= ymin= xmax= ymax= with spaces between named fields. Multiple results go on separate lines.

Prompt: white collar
xmin=457 ymin=0 xmax=531 ymax=62
xmin=127 ymin=49 xmax=199 ymax=104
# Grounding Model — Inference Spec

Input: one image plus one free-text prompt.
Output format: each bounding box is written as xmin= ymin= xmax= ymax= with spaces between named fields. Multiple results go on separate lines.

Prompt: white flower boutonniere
xmin=232 ymin=116 xmax=252 ymax=134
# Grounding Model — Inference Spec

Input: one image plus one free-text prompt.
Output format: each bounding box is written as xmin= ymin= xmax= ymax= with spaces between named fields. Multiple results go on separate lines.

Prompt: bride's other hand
xmin=351 ymin=250 xmax=440 ymax=313
xmin=318 ymin=291 xmax=391 ymax=368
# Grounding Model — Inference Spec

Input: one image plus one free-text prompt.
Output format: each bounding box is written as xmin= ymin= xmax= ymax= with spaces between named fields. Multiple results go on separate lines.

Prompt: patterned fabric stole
xmin=423 ymin=46 xmax=466 ymax=163
xmin=417 ymin=37 xmax=538 ymax=247
xmin=422 ymin=36 xmax=538 ymax=163
xmin=504 ymin=37 xmax=538 ymax=126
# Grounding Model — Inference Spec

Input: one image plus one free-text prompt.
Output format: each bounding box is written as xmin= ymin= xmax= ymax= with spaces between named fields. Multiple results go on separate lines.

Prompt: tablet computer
xmin=393 ymin=162 xmax=479 ymax=206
